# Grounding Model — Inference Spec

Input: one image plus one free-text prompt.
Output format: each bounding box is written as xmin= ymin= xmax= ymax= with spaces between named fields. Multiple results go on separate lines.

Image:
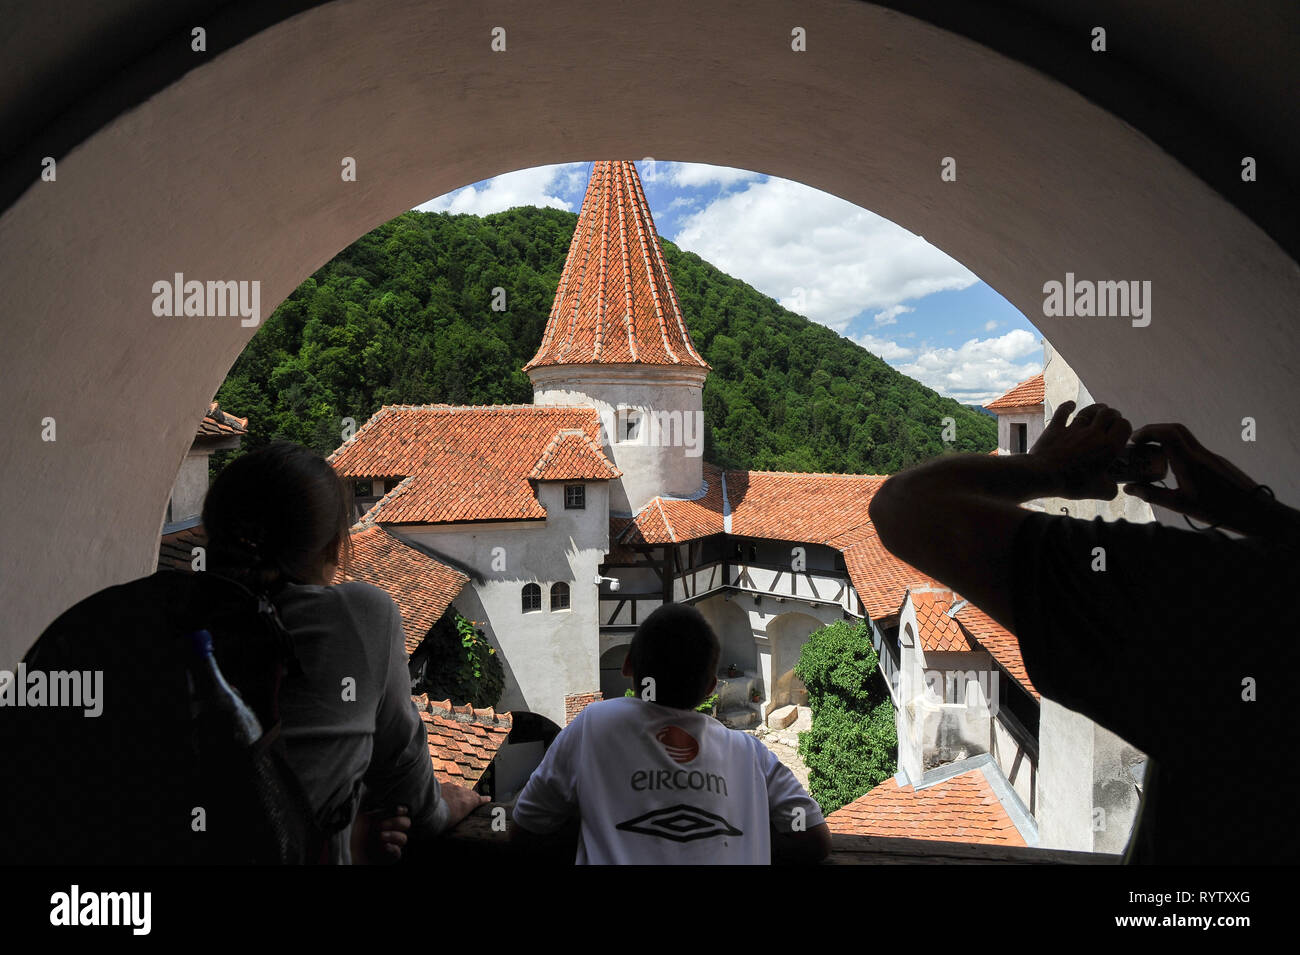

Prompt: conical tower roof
xmin=525 ymin=161 xmax=710 ymax=370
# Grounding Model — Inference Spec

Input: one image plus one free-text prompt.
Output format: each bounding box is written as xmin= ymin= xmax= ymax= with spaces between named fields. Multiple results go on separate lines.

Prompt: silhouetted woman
xmin=2 ymin=441 xmax=483 ymax=863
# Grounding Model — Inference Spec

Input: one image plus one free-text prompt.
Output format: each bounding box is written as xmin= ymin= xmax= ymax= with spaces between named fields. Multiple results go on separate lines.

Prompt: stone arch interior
xmin=599 ymin=644 xmax=631 ymax=703
xmin=494 ymin=710 xmax=562 ymax=803
xmin=766 ymin=611 xmax=825 ymax=716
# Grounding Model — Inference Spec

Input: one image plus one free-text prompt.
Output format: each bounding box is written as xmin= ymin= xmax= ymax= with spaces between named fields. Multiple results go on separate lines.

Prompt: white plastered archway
xmin=2 ymin=0 xmax=1297 ymax=664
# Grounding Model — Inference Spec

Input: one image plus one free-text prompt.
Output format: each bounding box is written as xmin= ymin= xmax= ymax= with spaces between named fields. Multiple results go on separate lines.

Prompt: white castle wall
xmin=396 ymin=481 xmax=610 ymax=729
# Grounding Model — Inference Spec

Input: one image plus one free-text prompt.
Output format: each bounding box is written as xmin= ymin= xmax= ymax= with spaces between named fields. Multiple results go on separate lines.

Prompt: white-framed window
xmin=522 ymin=583 xmax=542 ymax=613
xmin=550 ymin=582 xmax=571 ymax=611
xmin=564 ymin=484 xmax=586 ymax=509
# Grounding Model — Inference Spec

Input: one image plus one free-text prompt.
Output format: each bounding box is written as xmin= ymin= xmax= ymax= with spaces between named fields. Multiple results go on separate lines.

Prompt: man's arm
xmin=761 ymin=742 xmax=831 ymax=864
xmin=509 ymin=711 xmax=585 ymax=857
xmin=869 ymin=402 xmax=1130 ymax=631
xmin=772 ymin=823 xmax=832 ymax=865
xmin=509 ymin=811 xmax=581 ymax=861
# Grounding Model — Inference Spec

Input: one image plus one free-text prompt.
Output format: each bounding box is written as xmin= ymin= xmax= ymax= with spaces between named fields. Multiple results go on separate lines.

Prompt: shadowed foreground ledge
xmin=420 ymin=803 xmax=1119 ymax=866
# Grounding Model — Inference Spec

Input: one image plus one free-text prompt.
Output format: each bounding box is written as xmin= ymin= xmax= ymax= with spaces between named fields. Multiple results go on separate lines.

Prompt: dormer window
xmin=617 ymin=408 xmax=642 ymax=443
xmin=564 ymin=485 xmax=586 ymax=509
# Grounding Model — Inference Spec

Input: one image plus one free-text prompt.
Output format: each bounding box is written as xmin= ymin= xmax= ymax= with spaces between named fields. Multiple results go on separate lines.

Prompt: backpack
xmin=0 ymin=570 xmax=343 ymax=864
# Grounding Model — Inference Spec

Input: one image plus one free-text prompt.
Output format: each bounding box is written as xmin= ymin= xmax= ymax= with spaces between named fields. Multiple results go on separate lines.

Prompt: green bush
xmin=413 ymin=609 xmax=504 ymax=709
xmin=794 ymin=620 xmax=898 ymax=814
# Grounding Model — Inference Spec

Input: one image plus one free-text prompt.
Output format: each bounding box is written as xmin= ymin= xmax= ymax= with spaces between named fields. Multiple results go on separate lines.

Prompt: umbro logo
xmin=616 ymin=804 xmax=742 ymax=843
xmin=655 ymin=725 xmax=698 ymax=763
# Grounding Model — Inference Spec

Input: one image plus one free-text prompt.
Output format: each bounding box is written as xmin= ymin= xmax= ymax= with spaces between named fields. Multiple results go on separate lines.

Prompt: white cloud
xmin=984 ymin=319 xmax=999 ymax=332
xmin=673 ymin=177 xmax=978 ymax=330
xmin=851 ymin=333 xmax=915 ymax=361
xmin=413 ymin=163 xmax=586 ymax=215
xmin=873 ymin=304 xmax=913 ymax=327
xmin=667 ymin=195 xmax=699 ymax=211
xmin=895 ymin=329 xmax=1042 ymax=405
xmin=664 ymin=162 xmax=761 ymax=189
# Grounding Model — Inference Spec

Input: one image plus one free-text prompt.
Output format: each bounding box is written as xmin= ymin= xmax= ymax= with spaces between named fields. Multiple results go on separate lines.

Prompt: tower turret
xmin=527 ymin=161 xmax=710 ymax=514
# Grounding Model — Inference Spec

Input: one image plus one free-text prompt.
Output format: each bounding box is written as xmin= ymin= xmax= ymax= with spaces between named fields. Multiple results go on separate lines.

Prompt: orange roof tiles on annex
xmin=908 ymin=589 xmax=974 ymax=653
xmin=827 ymin=769 xmax=1027 ymax=846
xmin=336 ymin=523 xmax=469 ymax=654
xmin=413 ymin=695 xmax=512 ymax=787
xmin=328 ymin=405 xmax=618 ymax=524
xmin=525 ymin=160 xmax=710 ymax=371
xmin=985 ymin=372 xmax=1045 ymax=410
xmin=839 ymin=533 xmax=941 ymax=620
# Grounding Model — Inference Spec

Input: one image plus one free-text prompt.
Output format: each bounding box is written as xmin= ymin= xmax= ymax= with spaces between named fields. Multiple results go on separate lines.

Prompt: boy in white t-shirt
xmin=511 ymin=604 xmax=831 ymax=864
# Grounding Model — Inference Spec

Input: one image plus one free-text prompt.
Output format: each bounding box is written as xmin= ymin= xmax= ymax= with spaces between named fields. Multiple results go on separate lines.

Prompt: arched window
xmin=550 ymin=582 xmax=571 ymax=611
xmin=522 ymin=583 xmax=541 ymax=613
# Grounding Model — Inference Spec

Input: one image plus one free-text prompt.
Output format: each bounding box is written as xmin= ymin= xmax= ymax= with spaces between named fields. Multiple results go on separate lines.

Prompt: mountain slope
xmin=216 ymin=206 xmax=995 ymax=474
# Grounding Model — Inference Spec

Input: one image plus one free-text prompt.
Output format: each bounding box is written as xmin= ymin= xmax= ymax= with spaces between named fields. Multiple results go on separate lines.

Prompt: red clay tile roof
xmin=196 ymin=401 xmax=248 ymax=438
xmin=525 ymin=161 xmax=709 ymax=370
xmin=328 ymin=405 xmax=617 ymax=524
xmin=614 ymin=466 xmax=949 ymax=619
xmin=908 ymin=589 xmax=974 ymax=652
xmin=336 ymin=523 xmax=469 ymax=654
xmin=529 ymin=429 xmax=622 ymax=481
xmin=729 ymin=471 xmax=882 ymax=545
xmin=158 ymin=524 xmax=207 ymax=572
xmin=609 ymin=466 xmax=1037 ymax=696
xmin=826 ymin=768 xmax=1027 ymax=846
xmin=840 ymin=534 xmax=942 ymax=620
xmin=954 ymin=603 xmax=1040 ymax=700
xmin=614 ymin=462 xmax=726 ymax=545
xmin=985 ymin=373 xmax=1045 ymax=410
xmin=413 ymin=695 xmax=513 ymax=787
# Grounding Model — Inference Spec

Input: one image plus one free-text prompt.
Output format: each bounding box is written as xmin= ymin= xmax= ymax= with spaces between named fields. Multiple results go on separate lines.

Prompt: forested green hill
xmin=217 ymin=207 xmax=995 ymax=473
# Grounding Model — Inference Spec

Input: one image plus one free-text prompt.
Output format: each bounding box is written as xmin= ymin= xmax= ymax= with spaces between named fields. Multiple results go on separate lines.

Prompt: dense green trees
xmin=794 ymin=620 xmax=898 ymax=815
xmin=216 ymin=206 xmax=994 ymax=473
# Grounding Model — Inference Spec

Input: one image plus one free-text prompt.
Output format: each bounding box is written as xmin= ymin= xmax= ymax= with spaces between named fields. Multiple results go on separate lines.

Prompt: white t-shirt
xmin=512 ymin=696 xmax=824 ymax=864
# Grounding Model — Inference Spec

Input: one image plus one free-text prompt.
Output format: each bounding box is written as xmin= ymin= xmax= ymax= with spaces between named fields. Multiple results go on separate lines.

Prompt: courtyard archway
xmin=2 ymin=0 xmax=1296 ymax=666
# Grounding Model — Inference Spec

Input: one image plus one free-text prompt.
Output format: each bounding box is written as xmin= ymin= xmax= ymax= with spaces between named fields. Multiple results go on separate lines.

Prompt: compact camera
xmin=1106 ymin=443 xmax=1168 ymax=484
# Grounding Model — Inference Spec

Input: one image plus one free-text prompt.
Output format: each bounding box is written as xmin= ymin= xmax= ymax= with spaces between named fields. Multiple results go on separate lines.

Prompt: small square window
xmin=564 ymin=485 xmax=586 ymax=509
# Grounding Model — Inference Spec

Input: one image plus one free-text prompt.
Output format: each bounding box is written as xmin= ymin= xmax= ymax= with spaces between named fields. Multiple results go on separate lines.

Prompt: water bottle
xmin=187 ymin=629 xmax=263 ymax=745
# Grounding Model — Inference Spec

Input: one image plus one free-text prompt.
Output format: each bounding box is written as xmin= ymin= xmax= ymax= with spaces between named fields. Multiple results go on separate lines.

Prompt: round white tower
xmin=526 ymin=161 xmax=711 ymax=514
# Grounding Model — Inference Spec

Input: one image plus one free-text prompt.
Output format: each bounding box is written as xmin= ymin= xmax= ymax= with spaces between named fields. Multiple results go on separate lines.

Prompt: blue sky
xmin=414 ymin=161 xmax=1043 ymax=405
